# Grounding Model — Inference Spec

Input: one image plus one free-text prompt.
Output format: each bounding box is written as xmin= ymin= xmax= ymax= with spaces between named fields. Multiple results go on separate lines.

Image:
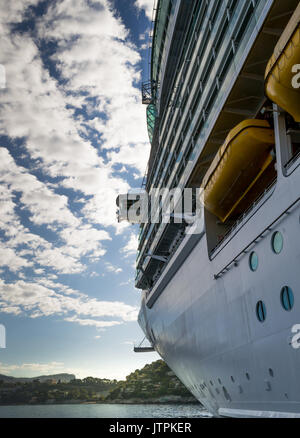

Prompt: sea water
xmin=0 ymin=403 xmax=212 ymax=418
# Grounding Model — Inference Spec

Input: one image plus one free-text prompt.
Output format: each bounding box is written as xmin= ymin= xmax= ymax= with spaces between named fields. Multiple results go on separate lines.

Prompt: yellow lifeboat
xmin=203 ymin=120 xmax=275 ymax=223
xmin=265 ymin=4 xmax=300 ymax=122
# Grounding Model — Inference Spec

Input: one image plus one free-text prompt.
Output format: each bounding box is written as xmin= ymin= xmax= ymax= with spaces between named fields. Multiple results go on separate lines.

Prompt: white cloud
xmin=0 ymin=305 xmax=22 ymax=315
xmin=65 ymin=316 xmax=122 ymax=329
xmin=123 ymin=340 xmax=134 ymax=346
xmin=0 ymin=0 xmax=40 ymax=26
xmin=119 ymin=279 xmax=134 ymax=287
xmin=0 ymin=244 xmax=33 ymax=272
xmin=121 ymin=233 xmax=139 ymax=257
xmin=0 ymin=361 xmax=65 ymax=377
xmin=0 ymin=151 xmax=111 ymax=275
xmin=139 ymin=28 xmax=150 ymax=41
xmin=37 ymin=0 xmax=128 ymax=41
xmin=0 ymin=0 xmax=146 ymax=330
xmin=134 ymin=0 xmax=154 ymax=20
xmin=140 ymin=43 xmax=149 ymax=51
xmin=108 ymin=142 xmax=149 ymax=175
xmin=34 ymin=268 xmax=45 ymax=275
xmin=0 ymin=0 xmax=149 ymax=239
xmin=105 ymin=263 xmax=123 ymax=274
xmin=0 ymin=278 xmax=138 ymax=324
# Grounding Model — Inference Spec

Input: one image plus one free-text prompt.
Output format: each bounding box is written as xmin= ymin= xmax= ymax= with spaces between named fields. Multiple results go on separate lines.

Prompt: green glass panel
xmin=147 ymin=104 xmax=157 ymax=143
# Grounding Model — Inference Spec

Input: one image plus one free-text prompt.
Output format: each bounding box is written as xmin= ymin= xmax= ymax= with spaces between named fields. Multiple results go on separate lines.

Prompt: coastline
xmin=0 ymin=397 xmax=199 ymax=407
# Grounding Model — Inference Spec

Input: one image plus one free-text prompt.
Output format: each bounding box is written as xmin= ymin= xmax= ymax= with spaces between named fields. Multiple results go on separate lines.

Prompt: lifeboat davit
xmin=203 ymin=120 xmax=275 ymax=223
xmin=265 ymin=3 xmax=300 ymax=122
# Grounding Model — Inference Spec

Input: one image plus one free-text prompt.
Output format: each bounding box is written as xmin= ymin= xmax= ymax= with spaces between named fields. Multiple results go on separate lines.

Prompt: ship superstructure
xmin=119 ymin=0 xmax=300 ymax=417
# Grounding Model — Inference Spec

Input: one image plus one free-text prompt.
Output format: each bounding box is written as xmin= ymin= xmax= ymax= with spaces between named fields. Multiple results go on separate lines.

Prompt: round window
xmin=256 ymin=301 xmax=267 ymax=322
xmin=280 ymin=286 xmax=294 ymax=311
xmin=249 ymin=252 xmax=259 ymax=272
xmin=272 ymin=231 xmax=283 ymax=254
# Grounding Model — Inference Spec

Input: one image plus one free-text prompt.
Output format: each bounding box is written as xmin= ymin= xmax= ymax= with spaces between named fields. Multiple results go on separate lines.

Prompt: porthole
xmin=256 ymin=301 xmax=267 ymax=322
xmin=280 ymin=286 xmax=294 ymax=311
xmin=272 ymin=231 xmax=283 ymax=254
xmin=265 ymin=381 xmax=272 ymax=392
xmin=249 ymin=252 xmax=259 ymax=272
xmin=223 ymin=386 xmax=232 ymax=402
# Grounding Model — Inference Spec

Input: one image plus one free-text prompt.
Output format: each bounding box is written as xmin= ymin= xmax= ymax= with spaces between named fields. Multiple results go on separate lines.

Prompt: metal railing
xmin=284 ymin=149 xmax=300 ymax=171
xmin=210 ymin=179 xmax=277 ymax=259
xmin=142 ymin=81 xmax=153 ymax=105
xmin=214 ymin=196 xmax=300 ymax=280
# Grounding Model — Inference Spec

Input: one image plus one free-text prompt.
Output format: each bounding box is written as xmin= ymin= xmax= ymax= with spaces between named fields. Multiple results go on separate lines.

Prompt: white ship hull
xmin=139 ymin=161 xmax=300 ymax=417
xmin=134 ymin=0 xmax=300 ymax=418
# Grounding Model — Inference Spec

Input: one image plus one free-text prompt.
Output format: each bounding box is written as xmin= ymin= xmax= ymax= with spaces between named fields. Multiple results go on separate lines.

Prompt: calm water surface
xmin=0 ymin=403 xmax=212 ymax=418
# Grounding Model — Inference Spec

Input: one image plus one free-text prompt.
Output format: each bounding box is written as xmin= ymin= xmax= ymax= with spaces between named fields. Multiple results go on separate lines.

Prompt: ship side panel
xmin=142 ymin=171 xmax=300 ymax=416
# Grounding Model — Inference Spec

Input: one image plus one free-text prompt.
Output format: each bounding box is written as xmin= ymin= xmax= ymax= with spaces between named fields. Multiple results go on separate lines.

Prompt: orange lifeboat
xmin=203 ymin=120 xmax=275 ymax=223
xmin=265 ymin=4 xmax=300 ymax=122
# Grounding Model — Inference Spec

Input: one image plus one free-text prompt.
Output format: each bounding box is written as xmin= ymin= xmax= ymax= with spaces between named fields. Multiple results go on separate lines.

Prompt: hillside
xmin=0 ymin=361 xmax=198 ymax=405
xmin=105 ymin=360 xmax=197 ymax=404
xmin=0 ymin=376 xmax=118 ymax=404
xmin=0 ymin=373 xmax=75 ymax=383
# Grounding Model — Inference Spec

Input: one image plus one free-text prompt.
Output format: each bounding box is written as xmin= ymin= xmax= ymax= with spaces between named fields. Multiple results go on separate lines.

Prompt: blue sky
xmin=0 ymin=0 xmax=160 ymax=380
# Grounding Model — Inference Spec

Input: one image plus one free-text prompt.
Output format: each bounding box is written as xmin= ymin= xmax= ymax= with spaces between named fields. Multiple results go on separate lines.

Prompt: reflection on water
xmin=0 ymin=403 xmax=212 ymax=418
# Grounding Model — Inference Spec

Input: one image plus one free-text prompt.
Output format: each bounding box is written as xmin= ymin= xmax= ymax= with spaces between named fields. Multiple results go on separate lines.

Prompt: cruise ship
xmin=118 ymin=0 xmax=300 ymax=417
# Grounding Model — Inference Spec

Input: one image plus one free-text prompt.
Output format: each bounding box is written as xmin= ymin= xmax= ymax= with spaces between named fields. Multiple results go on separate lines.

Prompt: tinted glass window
xmin=281 ymin=286 xmax=294 ymax=311
xmin=249 ymin=252 xmax=259 ymax=271
xmin=272 ymin=232 xmax=283 ymax=254
xmin=256 ymin=301 xmax=267 ymax=322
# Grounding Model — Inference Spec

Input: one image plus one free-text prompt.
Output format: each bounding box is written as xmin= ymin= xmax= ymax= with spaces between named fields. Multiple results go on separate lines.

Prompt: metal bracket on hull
xmin=133 ymin=337 xmax=155 ymax=353
xmin=145 ymin=253 xmax=168 ymax=263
